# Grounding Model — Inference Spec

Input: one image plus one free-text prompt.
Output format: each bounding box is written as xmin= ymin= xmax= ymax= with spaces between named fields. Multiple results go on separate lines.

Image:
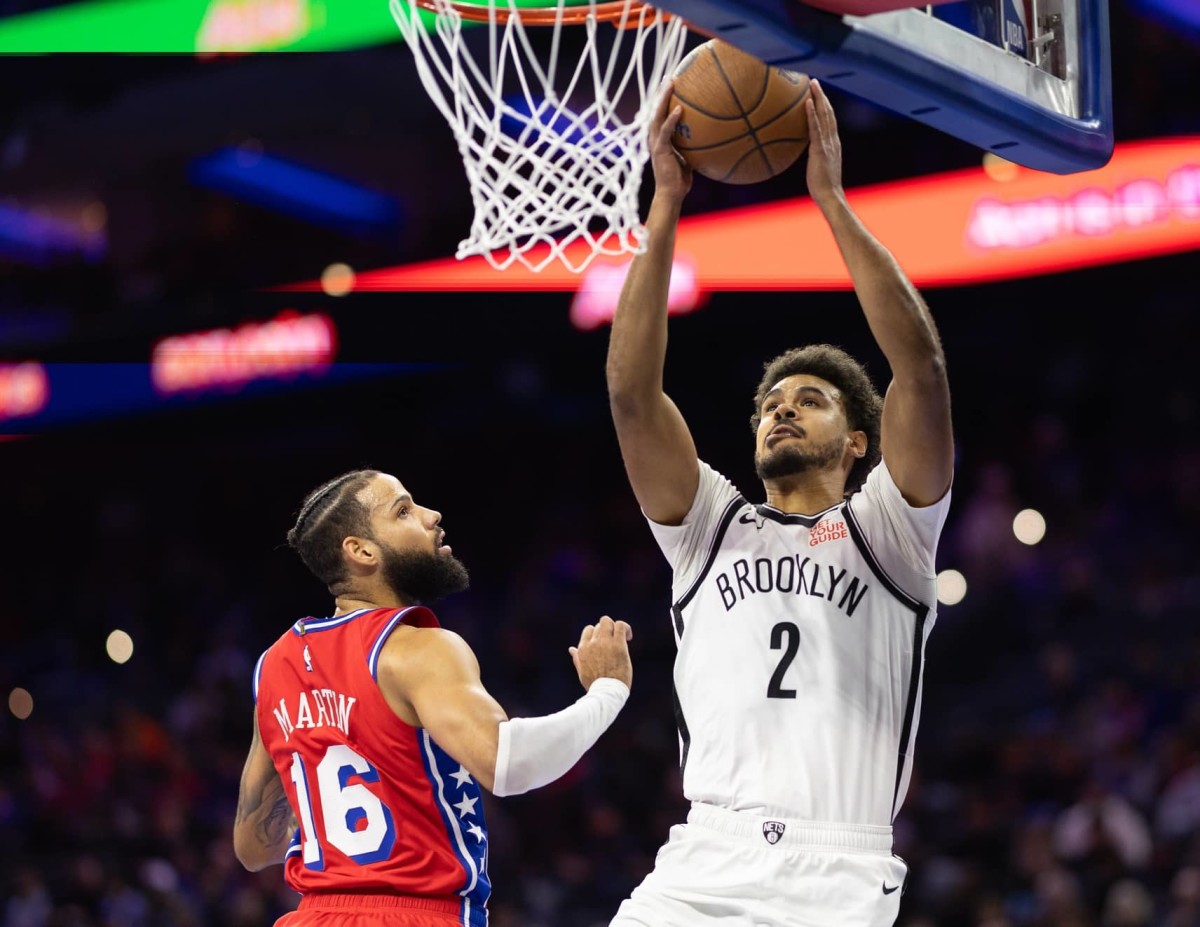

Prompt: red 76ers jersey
xmin=254 ymin=607 xmax=491 ymax=927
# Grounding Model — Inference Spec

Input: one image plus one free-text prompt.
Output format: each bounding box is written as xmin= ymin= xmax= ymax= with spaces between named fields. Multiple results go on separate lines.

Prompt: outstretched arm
xmin=376 ymin=618 xmax=633 ymax=796
xmin=805 ymin=80 xmax=953 ymax=506
xmin=607 ymin=84 xmax=700 ymax=526
xmin=233 ymin=716 xmax=295 ymax=871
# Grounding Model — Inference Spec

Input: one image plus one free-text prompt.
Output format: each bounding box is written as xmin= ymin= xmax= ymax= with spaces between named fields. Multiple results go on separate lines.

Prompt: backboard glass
xmin=650 ymin=0 xmax=1113 ymax=174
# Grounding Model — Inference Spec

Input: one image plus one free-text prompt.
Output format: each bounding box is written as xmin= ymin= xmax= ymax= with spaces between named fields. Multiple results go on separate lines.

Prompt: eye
xmin=764 ymin=402 xmax=778 ymax=413
xmin=802 ymin=398 xmax=818 ymax=407
xmin=397 ymin=506 xmax=410 ymax=518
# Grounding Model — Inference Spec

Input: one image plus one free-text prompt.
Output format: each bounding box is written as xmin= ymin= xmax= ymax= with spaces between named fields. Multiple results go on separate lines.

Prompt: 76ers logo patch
xmin=762 ymin=821 xmax=786 ymax=845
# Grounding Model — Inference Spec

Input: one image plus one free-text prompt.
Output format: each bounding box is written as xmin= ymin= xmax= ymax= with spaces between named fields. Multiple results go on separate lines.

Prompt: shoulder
xmin=847 ymin=459 xmax=950 ymax=574
xmin=378 ymin=626 xmax=479 ymax=678
xmin=854 ymin=459 xmax=951 ymax=518
xmin=698 ymin=459 xmax=740 ymax=492
xmin=668 ymin=460 xmax=743 ymax=525
xmin=373 ymin=626 xmax=482 ymax=724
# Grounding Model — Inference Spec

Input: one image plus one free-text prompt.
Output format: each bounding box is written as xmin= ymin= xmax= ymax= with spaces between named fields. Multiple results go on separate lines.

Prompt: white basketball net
xmin=389 ymin=0 xmax=688 ymax=272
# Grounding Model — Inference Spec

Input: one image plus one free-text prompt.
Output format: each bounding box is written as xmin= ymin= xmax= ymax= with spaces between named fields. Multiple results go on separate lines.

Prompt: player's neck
xmin=762 ymin=473 xmax=846 ymax=515
xmin=333 ymin=589 xmax=417 ymax=616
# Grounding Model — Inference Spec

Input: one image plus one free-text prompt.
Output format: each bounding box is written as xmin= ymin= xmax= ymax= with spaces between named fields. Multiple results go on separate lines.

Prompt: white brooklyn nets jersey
xmin=646 ymin=459 xmax=951 ymax=827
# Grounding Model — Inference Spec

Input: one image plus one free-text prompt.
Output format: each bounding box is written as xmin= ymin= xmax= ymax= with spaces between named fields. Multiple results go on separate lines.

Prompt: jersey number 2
xmin=768 ymin=621 xmax=800 ymax=699
xmin=289 ymin=744 xmax=397 ymax=869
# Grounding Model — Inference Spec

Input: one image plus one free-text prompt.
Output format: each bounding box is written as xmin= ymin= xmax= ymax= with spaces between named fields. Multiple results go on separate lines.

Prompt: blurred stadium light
xmin=189 ymin=146 xmax=403 ymax=237
xmin=1128 ymin=0 xmax=1200 ymax=37
xmin=276 ymin=135 xmax=1200 ymax=296
xmin=0 ymin=203 xmax=107 ymax=266
xmin=0 ymin=313 xmax=444 ymax=434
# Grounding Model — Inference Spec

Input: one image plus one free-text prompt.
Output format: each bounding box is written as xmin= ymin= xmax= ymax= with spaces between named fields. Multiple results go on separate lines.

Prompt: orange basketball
xmin=668 ymin=39 xmax=811 ymax=185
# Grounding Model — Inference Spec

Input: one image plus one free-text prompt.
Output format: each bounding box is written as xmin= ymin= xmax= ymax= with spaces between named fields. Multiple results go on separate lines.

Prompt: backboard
xmin=649 ymin=0 xmax=1113 ymax=174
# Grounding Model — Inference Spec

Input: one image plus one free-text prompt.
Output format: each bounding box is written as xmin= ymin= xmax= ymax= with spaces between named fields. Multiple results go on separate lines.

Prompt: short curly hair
xmin=750 ymin=344 xmax=883 ymax=495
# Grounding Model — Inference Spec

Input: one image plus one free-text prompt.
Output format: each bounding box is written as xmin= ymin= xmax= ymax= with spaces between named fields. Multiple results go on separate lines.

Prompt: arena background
xmin=1 ymin=2 xmax=1199 ymax=925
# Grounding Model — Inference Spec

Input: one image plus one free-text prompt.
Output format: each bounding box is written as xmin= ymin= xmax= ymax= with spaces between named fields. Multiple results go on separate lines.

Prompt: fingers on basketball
xmin=811 ymin=80 xmax=828 ymax=125
xmin=655 ymin=80 xmax=676 ymax=124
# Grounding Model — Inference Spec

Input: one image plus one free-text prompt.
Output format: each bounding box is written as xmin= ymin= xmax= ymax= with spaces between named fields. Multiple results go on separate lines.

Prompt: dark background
xmin=1 ymin=1 xmax=1199 ymax=925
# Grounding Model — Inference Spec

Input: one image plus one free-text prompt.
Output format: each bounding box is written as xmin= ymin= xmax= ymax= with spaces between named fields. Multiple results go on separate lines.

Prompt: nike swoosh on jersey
xmin=882 ymin=883 xmax=900 ymax=895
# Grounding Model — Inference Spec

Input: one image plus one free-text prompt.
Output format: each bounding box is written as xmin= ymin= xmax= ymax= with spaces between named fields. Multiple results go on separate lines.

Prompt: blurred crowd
xmin=0 ymin=0 xmax=1197 ymax=914
xmin=0 ymin=260 xmax=1197 ymax=927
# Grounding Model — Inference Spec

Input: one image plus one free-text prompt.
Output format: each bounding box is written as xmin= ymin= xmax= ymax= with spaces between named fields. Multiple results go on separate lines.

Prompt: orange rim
xmin=411 ymin=0 xmax=661 ymax=24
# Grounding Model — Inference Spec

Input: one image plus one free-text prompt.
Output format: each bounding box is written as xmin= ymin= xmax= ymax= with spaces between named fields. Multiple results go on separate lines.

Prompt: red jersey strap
xmin=253 ymin=606 xmax=441 ymax=702
xmin=252 ymin=648 xmax=269 ymax=704
xmin=396 ymin=605 xmax=440 ymax=629
xmin=367 ymin=606 xmax=440 ymax=681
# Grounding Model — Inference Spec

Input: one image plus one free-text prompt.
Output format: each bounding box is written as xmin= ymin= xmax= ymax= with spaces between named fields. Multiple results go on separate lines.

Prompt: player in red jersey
xmin=234 ymin=469 xmax=634 ymax=927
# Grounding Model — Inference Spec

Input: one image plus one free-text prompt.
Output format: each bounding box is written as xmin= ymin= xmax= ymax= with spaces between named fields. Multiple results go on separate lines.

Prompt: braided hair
xmin=286 ymin=470 xmax=379 ymax=594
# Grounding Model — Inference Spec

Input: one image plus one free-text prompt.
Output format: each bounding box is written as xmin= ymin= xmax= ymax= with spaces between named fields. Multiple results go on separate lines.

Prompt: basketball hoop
xmin=389 ymin=0 xmax=689 ymax=272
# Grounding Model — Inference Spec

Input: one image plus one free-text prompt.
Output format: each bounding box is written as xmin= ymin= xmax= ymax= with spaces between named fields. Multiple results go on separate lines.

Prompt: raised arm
xmin=377 ymin=618 xmax=633 ymax=796
xmin=233 ymin=715 xmax=295 ymax=871
xmin=606 ymin=85 xmax=700 ymax=526
xmin=805 ymin=80 xmax=954 ymax=507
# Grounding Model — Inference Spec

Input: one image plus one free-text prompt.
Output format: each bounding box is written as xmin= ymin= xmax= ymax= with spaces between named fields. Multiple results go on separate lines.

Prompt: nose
xmin=425 ymin=508 xmax=442 ymax=529
xmin=773 ymin=402 xmax=797 ymax=420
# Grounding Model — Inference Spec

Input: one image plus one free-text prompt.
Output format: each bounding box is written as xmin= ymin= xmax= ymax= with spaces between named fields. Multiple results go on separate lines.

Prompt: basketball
xmin=668 ymin=39 xmax=811 ymax=185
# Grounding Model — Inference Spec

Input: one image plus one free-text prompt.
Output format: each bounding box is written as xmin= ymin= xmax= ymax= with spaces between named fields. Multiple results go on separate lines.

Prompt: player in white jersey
xmin=604 ymin=79 xmax=954 ymax=927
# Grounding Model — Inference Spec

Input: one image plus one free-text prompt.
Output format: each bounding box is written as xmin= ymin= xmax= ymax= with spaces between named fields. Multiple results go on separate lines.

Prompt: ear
xmin=847 ymin=430 xmax=868 ymax=460
xmin=341 ymin=535 xmax=379 ymax=574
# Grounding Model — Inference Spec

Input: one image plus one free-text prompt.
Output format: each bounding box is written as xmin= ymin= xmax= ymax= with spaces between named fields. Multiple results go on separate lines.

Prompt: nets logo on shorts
xmin=762 ymin=821 xmax=786 ymax=845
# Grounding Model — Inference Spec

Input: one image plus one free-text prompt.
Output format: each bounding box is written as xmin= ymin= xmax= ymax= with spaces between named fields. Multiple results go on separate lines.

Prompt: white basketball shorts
xmin=609 ymin=803 xmax=907 ymax=927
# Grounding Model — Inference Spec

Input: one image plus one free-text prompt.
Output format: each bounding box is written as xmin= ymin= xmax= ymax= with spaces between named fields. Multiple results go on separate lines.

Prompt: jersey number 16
xmin=289 ymin=744 xmax=397 ymax=869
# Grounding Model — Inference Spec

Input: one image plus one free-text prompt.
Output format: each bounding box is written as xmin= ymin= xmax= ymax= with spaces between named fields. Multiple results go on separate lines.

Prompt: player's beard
xmin=380 ymin=546 xmax=470 ymax=605
xmin=755 ymin=435 xmax=844 ymax=482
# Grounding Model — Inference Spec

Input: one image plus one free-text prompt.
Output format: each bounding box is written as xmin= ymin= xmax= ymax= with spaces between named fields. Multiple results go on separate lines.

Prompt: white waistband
xmin=686 ymin=803 xmax=894 ymax=853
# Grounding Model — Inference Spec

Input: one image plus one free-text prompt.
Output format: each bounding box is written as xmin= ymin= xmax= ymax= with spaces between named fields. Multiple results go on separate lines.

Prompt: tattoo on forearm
xmin=258 ymin=777 xmax=292 ymax=848
xmin=237 ymin=773 xmax=294 ymax=850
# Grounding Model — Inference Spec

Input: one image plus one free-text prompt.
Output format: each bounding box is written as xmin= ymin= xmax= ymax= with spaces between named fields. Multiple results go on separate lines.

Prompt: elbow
xmin=898 ymin=351 xmax=948 ymax=391
xmin=605 ymin=362 xmax=633 ymax=407
xmin=476 ymin=770 xmax=497 ymax=794
xmin=607 ymin=389 xmax=640 ymax=421
xmin=925 ymin=351 xmax=948 ymax=385
xmin=605 ymin=357 xmax=656 ymax=412
xmin=607 ymin=382 xmax=656 ymax=424
xmin=233 ymin=831 xmax=272 ymax=872
xmin=233 ymin=847 xmax=256 ymax=873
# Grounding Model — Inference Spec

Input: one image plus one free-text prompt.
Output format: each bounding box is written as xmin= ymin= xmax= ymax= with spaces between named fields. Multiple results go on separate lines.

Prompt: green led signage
xmin=0 ymin=0 xmax=414 ymax=53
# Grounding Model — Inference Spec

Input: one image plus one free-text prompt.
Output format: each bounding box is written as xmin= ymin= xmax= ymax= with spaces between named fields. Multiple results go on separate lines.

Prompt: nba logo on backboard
xmin=1001 ymin=0 xmax=1029 ymax=58
xmin=762 ymin=821 xmax=786 ymax=845
xmin=966 ymin=0 xmax=1030 ymax=59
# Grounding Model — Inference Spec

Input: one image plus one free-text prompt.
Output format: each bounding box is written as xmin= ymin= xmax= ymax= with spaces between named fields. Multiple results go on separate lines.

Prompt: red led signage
xmin=279 ymin=136 xmax=1200 ymax=301
xmin=152 ymin=311 xmax=336 ymax=394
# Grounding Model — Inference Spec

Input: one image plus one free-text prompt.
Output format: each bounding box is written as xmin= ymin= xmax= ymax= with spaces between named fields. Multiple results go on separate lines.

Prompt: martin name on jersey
xmin=647 ymin=460 xmax=951 ymax=829
xmin=254 ymin=607 xmax=492 ymax=927
xmin=269 ymin=683 xmax=357 ymax=743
